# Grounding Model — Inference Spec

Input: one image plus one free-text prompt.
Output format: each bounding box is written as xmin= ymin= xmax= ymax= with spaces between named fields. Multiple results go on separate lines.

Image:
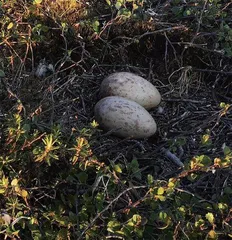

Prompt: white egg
xmin=100 ymin=72 xmax=161 ymax=110
xmin=94 ymin=96 xmax=157 ymax=138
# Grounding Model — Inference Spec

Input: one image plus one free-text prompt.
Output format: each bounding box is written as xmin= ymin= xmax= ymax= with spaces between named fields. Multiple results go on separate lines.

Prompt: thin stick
xmin=77 ymin=185 xmax=147 ymax=240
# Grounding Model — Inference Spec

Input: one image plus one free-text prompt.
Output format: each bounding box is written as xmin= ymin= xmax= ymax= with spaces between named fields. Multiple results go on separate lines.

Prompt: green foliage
xmin=219 ymin=24 xmax=232 ymax=56
xmin=0 ymin=103 xmax=232 ymax=239
xmin=1 ymin=104 xmax=231 ymax=239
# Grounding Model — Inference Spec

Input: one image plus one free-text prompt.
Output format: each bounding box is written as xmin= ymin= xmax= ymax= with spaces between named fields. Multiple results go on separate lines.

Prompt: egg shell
xmin=100 ymin=72 xmax=161 ymax=110
xmin=94 ymin=96 xmax=157 ymax=139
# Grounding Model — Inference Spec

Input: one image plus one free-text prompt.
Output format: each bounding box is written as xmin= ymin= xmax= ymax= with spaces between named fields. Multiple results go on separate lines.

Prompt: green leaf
xmin=196 ymin=155 xmax=212 ymax=166
xmin=23 ymin=123 xmax=31 ymax=132
xmin=122 ymin=225 xmax=133 ymax=237
xmin=114 ymin=164 xmax=122 ymax=173
xmin=147 ymin=174 xmax=154 ymax=185
xmin=205 ymin=212 xmax=214 ymax=225
xmin=77 ymin=172 xmax=88 ymax=183
xmin=177 ymin=206 xmax=186 ymax=216
xmin=0 ymin=70 xmax=5 ymax=77
xmin=96 ymin=192 xmax=105 ymax=211
xmin=129 ymin=158 xmax=139 ymax=172
xmin=186 ymin=10 xmax=191 ymax=16
xmin=107 ymin=220 xmax=121 ymax=233
xmin=134 ymin=227 xmax=143 ymax=238
xmin=224 ymin=187 xmax=232 ymax=194
xmin=92 ymin=20 xmax=100 ymax=33
xmin=118 ymin=8 xmax=132 ymax=17
xmin=158 ymin=212 xmax=167 ymax=222
xmin=56 ymin=229 xmax=68 ymax=240
xmin=129 ymin=158 xmax=141 ymax=179
xmin=223 ymin=145 xmax=231 ymax=155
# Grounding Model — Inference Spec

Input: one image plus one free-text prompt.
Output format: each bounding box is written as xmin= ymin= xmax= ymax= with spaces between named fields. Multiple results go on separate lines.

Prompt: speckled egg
xmin=94 ymin=96 xmax=157 ymax=138
xmin=100 ymin=72 xmax=161 ymax=110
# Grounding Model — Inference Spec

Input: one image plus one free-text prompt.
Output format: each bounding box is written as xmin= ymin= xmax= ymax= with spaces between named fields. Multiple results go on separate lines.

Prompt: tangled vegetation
xmin=0 ymin=0 xmax=232 ymax=239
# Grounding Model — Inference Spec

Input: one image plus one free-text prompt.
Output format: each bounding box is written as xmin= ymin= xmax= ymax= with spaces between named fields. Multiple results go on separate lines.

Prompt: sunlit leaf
xmin=21 ymin=189 xmax=28 ymax=198
xmin=168 ymin=181 xmax=175 ymax=188
xmin=220 ymin=102 xmax=226 ymax=108
xmin=157 ymin=187 xmax=165 ymax=195
xmin=115 ymin=1 xmax=122 ymax=10
xmin=156 ymin=195 xmax=166 ymax=201
xmin=11 ymin=178 xmax=18 ymax=186
xmin=207 ymin=230 xmax=217 ymax=239
xmin=14 ymin=186 xmax=21 ymax=193
xmin=33 ymin=0 xmax=43 ymax=4
xmin=114 ymin=164 xmax=122 ymax=173
xmin=201 ymin=134 xmax=212 ymax=145
xmin=107 ymin=220 xmax=121 ymax=233
xmin=7 ymin=22 xmax=14 ymax=30
xmin=105 ymin=0 xmax=111 ymax=5
xmin=132 ymin=214 xmax=141 ymax=224
xmin=206 ymin=212 xmax=214 ymax=224
xmin=91 ymin=120 xmax=99 ymax=128
xmin=195 ymin=217 xmax=205 ymax=228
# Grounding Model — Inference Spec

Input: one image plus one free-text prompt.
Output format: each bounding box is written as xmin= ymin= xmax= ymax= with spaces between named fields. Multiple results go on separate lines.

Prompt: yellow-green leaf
xmin=0 ymin=188 xmax=6 ymax=194
xmin=114 ymin=164 xmax=122 ymax=173
xmin=201 ymin=134 xmax=211 ymax=145
xmin=147 ymin=174 xmax=154 ymax=185
xmin=11 ymin=178 xmax=18 ymax=186
xmin=206 ymin=212 xmax=214 ymax=224
xmin=33 ymin=0 xmax=43 ymax=4
xmin=115 ymin=2 xmax=122 ymax=9
xmin=220 ymin=102 xmax=226 ymax=108
xmin=168 ymin=181 xmax=175 ymax=188
xmin=156 ymin=195 xmax=166 ymax=201
xmin=7 ymin=22 xmax=14 ymax=30
xmin=15 ymin=186 xmax=21 ymax=193
xmin=157 ymin=187 xmax=165 ymax=195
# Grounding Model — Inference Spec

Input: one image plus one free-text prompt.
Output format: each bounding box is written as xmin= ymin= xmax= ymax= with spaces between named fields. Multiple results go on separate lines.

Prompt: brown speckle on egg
xmin=94 ymin=96 xmax=157 ymax=138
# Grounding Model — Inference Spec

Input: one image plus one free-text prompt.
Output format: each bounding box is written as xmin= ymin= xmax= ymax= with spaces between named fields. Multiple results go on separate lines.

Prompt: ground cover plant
xmin=0 ymin=0 xmax=232 ymax=239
